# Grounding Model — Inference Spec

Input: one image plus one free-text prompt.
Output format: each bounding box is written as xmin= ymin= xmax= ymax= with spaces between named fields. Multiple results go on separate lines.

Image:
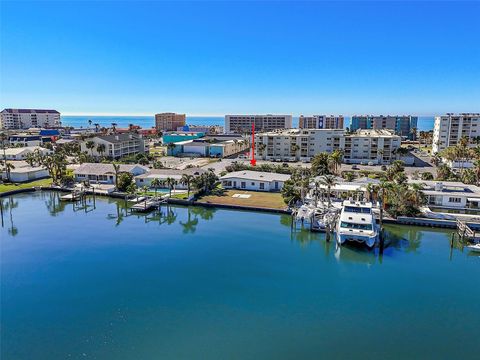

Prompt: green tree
xmin=85 ymin=140 xmax=95 ymax=157
xmin=181 ymin=174 xmax=195 ymax=197
xmin=117 ymin=172 xmax=134 ymax=192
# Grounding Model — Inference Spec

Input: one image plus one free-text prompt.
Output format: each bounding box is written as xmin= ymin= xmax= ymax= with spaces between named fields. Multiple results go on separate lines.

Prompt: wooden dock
xmin=60 ymin=191 xmax=84 ymax=202
xmin=456 ymin=220 xmax=480 ymax=242
xmin=130 ymin=198 xmax=166 ymax=213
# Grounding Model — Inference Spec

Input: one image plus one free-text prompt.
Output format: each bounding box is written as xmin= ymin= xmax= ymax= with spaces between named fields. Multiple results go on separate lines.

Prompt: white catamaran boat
xmin=336 ymin=200 xmax=378 ymax=248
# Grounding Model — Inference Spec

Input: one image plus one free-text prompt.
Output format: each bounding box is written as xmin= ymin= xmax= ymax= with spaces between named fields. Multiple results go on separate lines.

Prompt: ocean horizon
xmin=61 ymin=115 xmax=436 ymax=131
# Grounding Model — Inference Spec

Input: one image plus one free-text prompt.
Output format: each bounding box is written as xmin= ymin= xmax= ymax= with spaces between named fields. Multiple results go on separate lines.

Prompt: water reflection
xmin=1 ymin=197 xmax=19 ymax=237
xmin=179 ymin=208 xmax=199 ymax=234
xmin=43 ymin=192 xmax=68 ymax=216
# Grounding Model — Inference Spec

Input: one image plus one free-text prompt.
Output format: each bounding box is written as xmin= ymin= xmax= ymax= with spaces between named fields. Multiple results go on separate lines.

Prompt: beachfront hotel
xmin=254 ymin=128 xmax=400 ymax=164
xmin=350 ymin=115 xmax=418 ymax=139
xmin=299 ymin=115 xmax=344 ymax=129
xmin=155 ymin=112 xmax=186 ymax=132
xmin=432 ymin=113 xmax=480 ymax=153
xmin=0 ymin=108 xmax=61 ymax=130
xmin=224 ymin=114 xmax=293 ymax=134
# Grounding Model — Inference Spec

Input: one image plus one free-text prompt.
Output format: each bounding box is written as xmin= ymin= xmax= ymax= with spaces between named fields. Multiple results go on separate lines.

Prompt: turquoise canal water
xmin=1 ymin=192 xmax=479 ymax=359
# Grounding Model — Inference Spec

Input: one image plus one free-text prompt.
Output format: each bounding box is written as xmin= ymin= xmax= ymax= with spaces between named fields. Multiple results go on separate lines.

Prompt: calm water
xmin=61 ymin=115 xmax=435 ymax=131
xmin=1 ymin=192 xmax=478 ymax=359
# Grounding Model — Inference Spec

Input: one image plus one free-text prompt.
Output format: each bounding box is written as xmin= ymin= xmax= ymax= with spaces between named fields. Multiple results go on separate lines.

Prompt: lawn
xmin=0 ymin=178 xmax=53 ymax=194
xmin=197 ymin=189 xmax=286 ymax=210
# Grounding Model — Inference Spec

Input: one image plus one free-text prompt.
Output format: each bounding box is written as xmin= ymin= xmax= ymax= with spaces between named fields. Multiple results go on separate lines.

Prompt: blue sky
xmin=1 ymin=1 xmax=479 ymax=116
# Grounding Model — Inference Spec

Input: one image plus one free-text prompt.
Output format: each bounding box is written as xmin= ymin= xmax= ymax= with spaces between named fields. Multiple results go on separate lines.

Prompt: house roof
xmin=221 ymin=170 xmax=291 ymax=182
xmin=73 ymin=163 xmax=148 ymax=176
xmin=4 ymin=146 xmax=46 ymax=156
xmin=136 ymin=168 xmax=206 ymax=180
xmin=94 ymin=133 xmax=142 ymax=143
xmin=2 ymin=108 xmax=60 ymax=114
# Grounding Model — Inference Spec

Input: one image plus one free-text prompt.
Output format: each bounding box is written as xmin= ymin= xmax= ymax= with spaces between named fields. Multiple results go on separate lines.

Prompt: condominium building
xmin=225 ymin=114 xmax=293 ymax=134
xmin=1 ymin=108 xmax=61 ymax=129
xmin=155 ymin=113 xmax=186 ymax=132
xmin=254 ymin=129 xmax=344 ymax=162
xmin=432 ymin=113 xmax=480 ymax=153
xmin=299 ymin=115 xmax=344 ymax=129
xmin=79 ymin=133 xmax=147 ymax=159
xmin=254 ymin=129 xmax=400 ymax=164
xmin=350 ymin=115 xmax=418 ymax=139
xmin=342 ymin=129 xmax=401 ymax=165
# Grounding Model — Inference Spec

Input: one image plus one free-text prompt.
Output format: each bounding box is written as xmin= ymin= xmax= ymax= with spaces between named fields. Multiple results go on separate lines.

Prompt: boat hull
xmin=336 ymin=232 xmax=378 ymax=248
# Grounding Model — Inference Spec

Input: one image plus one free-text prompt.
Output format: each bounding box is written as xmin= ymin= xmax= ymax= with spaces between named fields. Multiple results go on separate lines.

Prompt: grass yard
xmin=197 ymin=189 xmax=286 ymax=210
xmin=0 ymin=178 xmax=52 ymax=194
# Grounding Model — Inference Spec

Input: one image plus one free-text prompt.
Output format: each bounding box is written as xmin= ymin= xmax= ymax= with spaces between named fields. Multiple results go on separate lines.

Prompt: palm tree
xmin=85 ymin=140 xmax=95 ymax=157
xmin=257 ymin=143 xmax=267 ymax=159
xmin=165 ymin=177 xmax=177 ymax=197
xmin=167 ymin=142 xmax=176 ymax=156
xmin=329 ymin=150 xmax=343 ymax=174
xmin=111 ymin=123 xmax=117 ymax=134
xmin=88 ymin=119 xmax=92 ymax=128
xmin=3 ymin=162 xmax=15 ymax=182
xmin=312 ymin=180 xmax=323 ymax=207
xmin=96 ymin=143 xmax=106 ymax=158
xmin=151 ymin=178 xmax=162 ymax=199
xmin=112 ymin=163 xmax=121 ymax=189
xmin=181 ymin=174 xmax=194 ymax=197
xmin=94 ymin=123 xmax=100 ymax=132
xmin=319 ymin=175 xmax=337 ymax=207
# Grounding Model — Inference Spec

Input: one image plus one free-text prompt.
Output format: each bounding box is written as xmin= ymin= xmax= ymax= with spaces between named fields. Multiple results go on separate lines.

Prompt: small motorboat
xmin=466 ymin=243 xmax=480 ymax=252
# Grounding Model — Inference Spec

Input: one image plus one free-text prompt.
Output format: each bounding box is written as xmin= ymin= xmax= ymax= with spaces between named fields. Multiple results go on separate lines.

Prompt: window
xmin=241 ymin=182 xmax=246 ymax=189
xmin=259 ymin=183 xmax=265 ymax=190
xmin=448 ymin=197 xmax=461 ymax=203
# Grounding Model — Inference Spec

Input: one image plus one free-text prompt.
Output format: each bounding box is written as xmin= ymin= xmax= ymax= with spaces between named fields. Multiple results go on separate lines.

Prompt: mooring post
xmin=379 ymin=227 xmax=385 ymax=254
xmin=326 ymin=224 xmax=331 ymax=242
xmin=0 ymin=200 xmax=4 ymax=228
xmin=450 ymin=232 xmax=455 ymax=248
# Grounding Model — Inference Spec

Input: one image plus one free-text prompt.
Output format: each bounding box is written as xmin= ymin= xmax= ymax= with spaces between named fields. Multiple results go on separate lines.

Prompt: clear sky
xmin=1 ymin=1 xmax=479 ymax=116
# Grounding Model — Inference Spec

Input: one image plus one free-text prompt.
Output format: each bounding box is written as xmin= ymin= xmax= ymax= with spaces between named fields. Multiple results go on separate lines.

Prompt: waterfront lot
xmin=197 ymin=189 xmax=286 ymax=210
xmin=0 ymin=178 xmax=52 ymax=194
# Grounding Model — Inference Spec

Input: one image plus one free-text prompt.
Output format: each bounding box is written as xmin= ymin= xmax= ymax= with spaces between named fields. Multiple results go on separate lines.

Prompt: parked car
xmin=368 ymin=161 xmax=374 ymax=166
xmin=381 ymin=165 xmax=387 ymax=171
xmin=352 ymin=165 xmax=359 ymax=170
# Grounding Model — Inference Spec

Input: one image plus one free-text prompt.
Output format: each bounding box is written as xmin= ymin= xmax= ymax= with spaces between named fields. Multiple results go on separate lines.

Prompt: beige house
xmin=79 ymin=134 xmax=147 ymax=159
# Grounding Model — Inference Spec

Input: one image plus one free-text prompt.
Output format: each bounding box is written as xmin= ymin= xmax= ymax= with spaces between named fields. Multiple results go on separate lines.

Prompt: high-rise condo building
xmin=225 ymin=114 xmax=293 ymax=134
xmin=432 ymin=113 xmax=480 ymax=153
xmin=0 ymin=108 xmax=61 ymax=129
xmin=350 ymin=115 xmax=418 ymax=139
xmin=299 ymin=115 xmax=344 ymax=129
xmin=155 ymin=113 xmax=186 ymax=132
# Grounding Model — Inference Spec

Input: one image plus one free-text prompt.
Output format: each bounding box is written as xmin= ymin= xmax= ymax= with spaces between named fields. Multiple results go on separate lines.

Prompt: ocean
xmin=61 ymin=115 xmax=435 ymax=131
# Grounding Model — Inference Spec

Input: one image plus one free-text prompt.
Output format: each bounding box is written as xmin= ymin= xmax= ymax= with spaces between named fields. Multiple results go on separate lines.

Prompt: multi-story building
xmin=254 ymin=129 xmax=400 ymax=164
xmin=350 ymin=115 xmax=418 ymax=139
xmin=299 ymin=115 xmax=344 ymax=129
xmin=79 ymin=133 xmax=147 ymax=159
xmin=432 ymin=113 xmax=480 ymax=153
xmin=254 ymin=129 xmax=344 ymax=162
xmin=225 ymin=114 xmax=293 ymax=134
xmin=1 ymin=108 xmax=61 ymax=129
xmin=155 ymin=113 xmax=186 ymax=132
xmin=342 ymin=129 xmax=401 ymax=165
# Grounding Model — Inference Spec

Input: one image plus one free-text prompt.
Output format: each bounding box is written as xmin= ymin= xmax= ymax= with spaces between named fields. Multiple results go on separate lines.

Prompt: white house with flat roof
xmin=3 ymin=146 xmax=51 ymax=161
xmin=135 ymin=168 xmax=206 ymax=188
xmin=220 ymin=171 xmax=291 ymax=192
xmin=2 ymin=161 xmax=49 ymax=182
xmin=410 ymin=180 xmax=480 ymax=209
xmin=73 ymin=163 xmax=148 ymax=184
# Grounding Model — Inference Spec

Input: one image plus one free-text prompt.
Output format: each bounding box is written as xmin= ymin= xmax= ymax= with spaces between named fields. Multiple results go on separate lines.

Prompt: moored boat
xmin=336 ymin=200 xmax=378 ymax=248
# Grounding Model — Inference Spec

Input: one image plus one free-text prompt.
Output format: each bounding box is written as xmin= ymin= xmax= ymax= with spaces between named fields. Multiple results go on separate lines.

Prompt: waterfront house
xmin=410 ymin=180 xmax=480 ymax=210
xmin=308 ymin=176 xmax=380 ymax=202
xmin=220 ymin=171 xmax=290 ymax=191
xmin=1 ymin=161 xmax=49 ymax=182
xmin=3 ymin=146 xmax=51 ymax=161
xmin=135 ymin=168 xmax=206 ymax=188
xmin=73 ymin=163 xmax=148 ymax=184
xmin=79 ymin=133 xmax=147 ymax=159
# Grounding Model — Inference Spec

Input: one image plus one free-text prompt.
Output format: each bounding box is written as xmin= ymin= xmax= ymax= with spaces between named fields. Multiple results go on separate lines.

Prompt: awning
xmin=467 ymin=197 xmax=480 ymax=202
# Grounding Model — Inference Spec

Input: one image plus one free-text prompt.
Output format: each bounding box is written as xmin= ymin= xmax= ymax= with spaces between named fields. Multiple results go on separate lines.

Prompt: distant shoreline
xmin=60 ymin=115 xmax=436 ymax=131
